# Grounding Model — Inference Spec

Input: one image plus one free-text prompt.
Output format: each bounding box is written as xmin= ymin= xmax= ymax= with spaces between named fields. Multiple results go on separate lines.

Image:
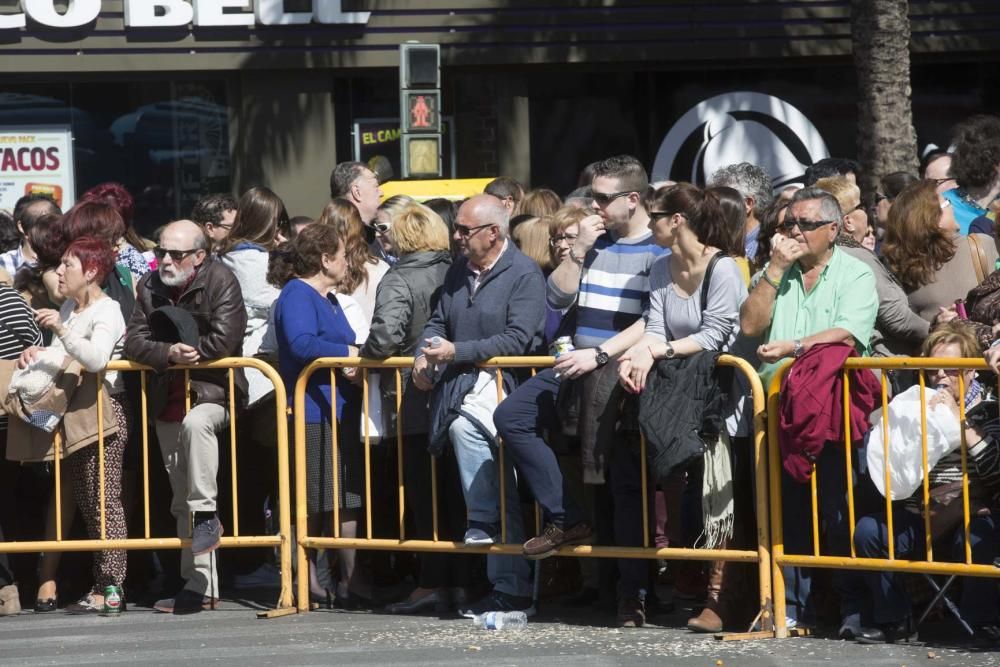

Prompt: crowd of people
xmin=1 ymin=113 xmax=1000 ymax=647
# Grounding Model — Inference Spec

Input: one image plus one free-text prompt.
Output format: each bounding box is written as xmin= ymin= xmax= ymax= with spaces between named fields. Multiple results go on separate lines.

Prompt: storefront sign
xmin=0 ymin=126 xmax=75 ymax=212
xmin=651 ymin=91 xmax=829 ymax=190
xmin=353 ymin=117 xmax=455 ymax=181
xmin=0 ymin=0 xmax=368 ymax=29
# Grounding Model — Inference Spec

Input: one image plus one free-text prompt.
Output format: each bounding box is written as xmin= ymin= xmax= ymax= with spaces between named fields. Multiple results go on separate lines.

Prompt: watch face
xmin=595 ymin=350 xmax=610 ymax=366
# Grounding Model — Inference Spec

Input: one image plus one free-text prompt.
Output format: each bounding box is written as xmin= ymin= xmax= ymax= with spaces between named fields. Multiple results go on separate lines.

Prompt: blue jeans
xmin=855 ymin=510 xmax=998 ymax=625
xmin=449 ymin=414 xmax=531 ymax=597
xmin=781 ymin=443 xmax=875 ymax=625
xmin=494 ymin=369 xmax=585 ymax=527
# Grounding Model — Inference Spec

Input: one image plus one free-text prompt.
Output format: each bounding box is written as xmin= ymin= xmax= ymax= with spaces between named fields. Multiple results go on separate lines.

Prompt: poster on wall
xmin=0 ymin=126 xmax=75 ymax=212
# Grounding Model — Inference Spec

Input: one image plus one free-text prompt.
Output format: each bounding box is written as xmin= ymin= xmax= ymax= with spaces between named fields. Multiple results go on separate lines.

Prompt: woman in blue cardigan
xmin=269 ymin=223 xmax=369 ymax=608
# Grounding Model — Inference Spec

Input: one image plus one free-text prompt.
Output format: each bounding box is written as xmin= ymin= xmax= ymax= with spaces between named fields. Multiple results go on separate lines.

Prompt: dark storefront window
xmin=0 ymin=80 xmax=230 ymax=238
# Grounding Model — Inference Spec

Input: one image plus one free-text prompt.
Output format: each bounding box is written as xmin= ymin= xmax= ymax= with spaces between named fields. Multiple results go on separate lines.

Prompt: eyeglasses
xmin=648 ymin=211 xmax=686 ymax=222
xmin=548 ymin=233 xmax=578 ymax=248
xmin=207 ymin=221 xmax=232 ymax=230
xmin=592 ymin=190 xmax=633 ymax=207
xmin=777 ymin=218 xmax=837 ymax=233
xmin=373 ymin=222 xmax=391 ymax=235
xmin=153 ymin=246 xmax=201 ymax=262
xmin=454 ymin=223 xmax=494 ymax=238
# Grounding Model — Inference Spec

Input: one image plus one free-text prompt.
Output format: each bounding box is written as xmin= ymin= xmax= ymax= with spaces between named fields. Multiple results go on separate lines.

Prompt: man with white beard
xmin=124 ymin=219 xmax=247 ymax=614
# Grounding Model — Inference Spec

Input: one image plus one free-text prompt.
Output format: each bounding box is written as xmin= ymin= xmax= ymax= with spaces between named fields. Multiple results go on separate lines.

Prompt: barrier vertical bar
xmin=880 ymin=373 xmax=894 ymax=560
xmin=958 ymin=373 xmax=972 ymax=565
xmin=496 ymin=368 xmax=507 ymax=544
xmin=919 ymin=371 xmax=933 ymax=561
xmin=331 ymin=369 xmax=340 ymax=538
xmin=98 ymin=371 xmax=106 ymax=540
xmin=767 ymin=369 xmax=788 ymax=638
xmin=294 ymin=364 xmax=311 ymax=612
xmin=54 ymin=432 xmax=62 ymax=541
xmin=431 ymin=455 xmax=439 ymax=541
xmin=141 ymin=370 xmax=151 ymax=539
xmin=396 ymin=368 xmax=405 ymax=540
xmin=842 ymin=370 xmax=856 ymax=557
xmin=810 ymin=464 xmax=819 ymax=557
xmin=229 ymin=369 xmax=239 ymax=537
xmin=362 ymin=368 xmax=373 ymax=539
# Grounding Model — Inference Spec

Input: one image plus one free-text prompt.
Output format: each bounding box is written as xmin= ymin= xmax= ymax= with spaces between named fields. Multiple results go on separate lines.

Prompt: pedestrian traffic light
xmin=402 ymin=135 xmax=441 ymax=177
xmin=403 ymin=91 xmax=440 ymax=133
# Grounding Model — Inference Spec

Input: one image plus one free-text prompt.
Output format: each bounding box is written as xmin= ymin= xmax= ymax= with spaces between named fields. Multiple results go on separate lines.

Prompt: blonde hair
xmin=921 ymin=320 xmax=982 ymax=358
xmin=814 ymin=176 xmax=860 ymax=217
xmin=377 ymin=194 xmax=417 ymax=221
xmin=546 ymin=205 xmax=588 ymax=238
xmin=512 ymin=217 xmax=553 ymax=271
xmin=391 ymin=203 xmax=451 ymax=254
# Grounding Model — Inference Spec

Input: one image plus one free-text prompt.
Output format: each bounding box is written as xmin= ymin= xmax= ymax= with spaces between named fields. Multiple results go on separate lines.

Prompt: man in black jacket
xmin=124 ymin=220 xmax=247 ymax=614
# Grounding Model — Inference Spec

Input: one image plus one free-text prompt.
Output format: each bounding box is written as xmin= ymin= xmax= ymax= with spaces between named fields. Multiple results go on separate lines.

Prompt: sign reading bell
xmin=0 ymin=0 xmax=369 ymax=29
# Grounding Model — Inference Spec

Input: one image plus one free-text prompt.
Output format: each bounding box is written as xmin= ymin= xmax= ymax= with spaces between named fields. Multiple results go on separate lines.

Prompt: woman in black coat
xmin=359 ymin=203 xmax=470 ymax=614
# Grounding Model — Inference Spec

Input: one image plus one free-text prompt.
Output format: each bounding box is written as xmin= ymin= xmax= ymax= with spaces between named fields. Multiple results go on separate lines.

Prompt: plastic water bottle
xmin=553 ymin=336 xmax=574 ymax=379
xmin=473 ymin=611 xmax=528 ymax=631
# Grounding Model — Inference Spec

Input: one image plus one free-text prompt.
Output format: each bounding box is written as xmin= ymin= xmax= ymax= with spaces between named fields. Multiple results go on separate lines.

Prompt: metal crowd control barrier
xmin=767 ymin=357 xmax=1000 ymax=639
xmin=0 ymin=358 xmax=295 ymax=618
xmin=293 ymin=355 xmax=775 ymax=636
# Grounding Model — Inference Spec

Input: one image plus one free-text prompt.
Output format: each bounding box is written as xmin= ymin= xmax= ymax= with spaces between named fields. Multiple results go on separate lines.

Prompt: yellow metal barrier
xmin=293 ymin=354 xmax=775 ymax=635
xmin=0 ymin=358 xmax=294 ymax=618
xmin=768 ymin=357 xmax=1000 ymax=639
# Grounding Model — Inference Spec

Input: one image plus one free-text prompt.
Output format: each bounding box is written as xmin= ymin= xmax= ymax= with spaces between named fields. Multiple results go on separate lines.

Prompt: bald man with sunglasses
xmin=124 ymin=219 xmax=247 ymax=614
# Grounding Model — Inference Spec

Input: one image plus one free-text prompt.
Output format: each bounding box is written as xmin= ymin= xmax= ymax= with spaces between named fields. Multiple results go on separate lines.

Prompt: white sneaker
xmin=463 ymin=522 xmax=498 ymax=546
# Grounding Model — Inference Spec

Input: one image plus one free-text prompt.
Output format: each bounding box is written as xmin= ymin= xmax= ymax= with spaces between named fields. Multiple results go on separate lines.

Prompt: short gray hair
xmin=788 ymin=187 xmax=844 ymax=230
xmin=708 ymin=162 xmax=773 ymax=219
xmin=479 ymin=196 xmax=510 ymax=237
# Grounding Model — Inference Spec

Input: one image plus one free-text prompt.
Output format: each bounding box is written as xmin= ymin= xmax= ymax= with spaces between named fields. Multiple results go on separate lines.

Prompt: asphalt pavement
xmin=1 ymin=594 xmax=998 ymax=666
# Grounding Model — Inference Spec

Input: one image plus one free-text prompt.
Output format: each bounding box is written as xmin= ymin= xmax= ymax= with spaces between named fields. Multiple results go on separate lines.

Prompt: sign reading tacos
xmin=0 ymin=0 xmax=369 ymax=29
xmin=0 ymin=127 xmax=75 ymax=212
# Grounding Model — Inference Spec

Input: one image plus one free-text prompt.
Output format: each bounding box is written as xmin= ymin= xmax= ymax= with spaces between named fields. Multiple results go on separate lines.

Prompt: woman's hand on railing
xmin=618 ymin=344 xmax=654 ymax=394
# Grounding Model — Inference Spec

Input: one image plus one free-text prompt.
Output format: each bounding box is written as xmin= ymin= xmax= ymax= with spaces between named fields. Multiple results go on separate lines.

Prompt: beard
xmin=159 ymin=264 xmax=195 ymax=287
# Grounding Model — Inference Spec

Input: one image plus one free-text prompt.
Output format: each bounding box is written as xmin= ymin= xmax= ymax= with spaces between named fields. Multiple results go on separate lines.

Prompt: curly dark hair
xmin=267 ymin=224 xmax=343 ymax=289
xmin=949 ymin=115 xmax=1000 ymax=191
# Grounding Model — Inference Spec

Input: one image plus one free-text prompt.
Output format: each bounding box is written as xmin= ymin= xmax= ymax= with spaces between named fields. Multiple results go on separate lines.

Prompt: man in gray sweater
xmin=413 ymin=194 xmax=546 ymax=617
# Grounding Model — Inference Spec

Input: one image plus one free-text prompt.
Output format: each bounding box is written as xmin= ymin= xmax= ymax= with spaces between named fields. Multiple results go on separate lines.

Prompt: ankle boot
xmin=687 ymin=558 xmax=726 ymax=633
xmin=0 ymin=584 xmax=21 ymax=616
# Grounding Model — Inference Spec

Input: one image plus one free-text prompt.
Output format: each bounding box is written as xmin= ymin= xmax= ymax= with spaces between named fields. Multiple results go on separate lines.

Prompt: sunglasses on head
xmin=153 ymin=246 xmax=201 ymax=262
xmin=454 ymin=223 xmax=494 ymax=238
xmin=591 ymin=190 xmax=633 ymax=207
xmin=777 ymin=218 xmax=837 ymax=233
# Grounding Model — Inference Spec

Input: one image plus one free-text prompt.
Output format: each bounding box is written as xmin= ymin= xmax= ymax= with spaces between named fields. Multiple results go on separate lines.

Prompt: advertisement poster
xmin=0 ymin=126 xmax=75 ymax=212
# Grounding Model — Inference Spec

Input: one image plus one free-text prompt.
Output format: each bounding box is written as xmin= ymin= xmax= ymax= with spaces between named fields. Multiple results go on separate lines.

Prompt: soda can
xmin=553 ymin=336 xmax=575 ymax=357
xmin=102 ymin=585 xmax=123 ymax=616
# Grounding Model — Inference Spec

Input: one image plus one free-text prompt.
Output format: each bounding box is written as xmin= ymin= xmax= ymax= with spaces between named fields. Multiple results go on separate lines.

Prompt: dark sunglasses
xmin=874 ymin=193 xmax=890 ymax=205
xmin=648 ymin=211 xmax=686 ymax=222
xmin=592 ymin=190 xmax=633 ymax=206
xmin=153 ymin=246 xmax=201 ymax=262
xmin=373 ymin=222 xmax=391 ymax=234
xmin=777 ymin=218 xmax=837 ymax=233
xmin=455 ymin=223 xmax=494 ymax=238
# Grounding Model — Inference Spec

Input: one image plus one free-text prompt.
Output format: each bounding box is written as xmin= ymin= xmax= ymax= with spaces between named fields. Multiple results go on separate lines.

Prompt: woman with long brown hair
xmin=882 ymin=180 xmax=997 ymax=323
xmin=217 ymin=187 xmax=286 ymax=405
xmin=316 ymin=199 xmax=390 ymax=328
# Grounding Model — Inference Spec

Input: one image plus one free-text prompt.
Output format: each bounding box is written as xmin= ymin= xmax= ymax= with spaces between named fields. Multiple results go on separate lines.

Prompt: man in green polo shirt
xmin=740 ymin=186 xmax=878 ymax=635
xmin=741 ymin=187 xmax=878 ymax=388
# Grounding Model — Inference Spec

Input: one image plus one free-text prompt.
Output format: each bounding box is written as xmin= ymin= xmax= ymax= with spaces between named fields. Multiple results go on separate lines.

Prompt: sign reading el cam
xmin=0 ymin=0 xmax=369 ymax=29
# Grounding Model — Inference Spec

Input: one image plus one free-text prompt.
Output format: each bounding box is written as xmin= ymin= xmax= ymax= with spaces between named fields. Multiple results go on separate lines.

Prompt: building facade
xmin=1 ymin=0 xmax=998 ymax=233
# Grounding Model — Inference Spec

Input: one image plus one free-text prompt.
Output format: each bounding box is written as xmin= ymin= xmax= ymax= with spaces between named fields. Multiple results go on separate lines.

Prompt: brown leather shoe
xmin=687 ymin=604 xmax=723 ymax=633
xmin=523 ymin=522 xmax=592 ymax=560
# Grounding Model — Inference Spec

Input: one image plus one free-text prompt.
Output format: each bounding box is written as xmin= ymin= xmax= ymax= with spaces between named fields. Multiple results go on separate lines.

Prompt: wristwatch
xmin=792 ymin=339 xmax=805 ymax=358
xmin=594 ymin=346 xmax=610 ymax=367
xmin=664 ymin=342 xmax=676 ymax=359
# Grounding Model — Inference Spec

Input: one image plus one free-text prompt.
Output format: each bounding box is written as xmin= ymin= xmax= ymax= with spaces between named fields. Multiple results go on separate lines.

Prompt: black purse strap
xmin=700 ymin=252 xmax=727 ymax=313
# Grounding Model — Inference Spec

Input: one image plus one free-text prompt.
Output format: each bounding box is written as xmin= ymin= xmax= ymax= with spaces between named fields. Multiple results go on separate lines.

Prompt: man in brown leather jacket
xmin=124 ymin=219 xmax=247 ymax=614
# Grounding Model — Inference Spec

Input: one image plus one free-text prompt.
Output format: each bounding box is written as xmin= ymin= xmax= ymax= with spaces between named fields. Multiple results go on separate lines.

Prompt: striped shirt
xmin=548 ymin=231 xmax=668 ymax=348
xmin=0 ymin=287 xmax=43 ymax=432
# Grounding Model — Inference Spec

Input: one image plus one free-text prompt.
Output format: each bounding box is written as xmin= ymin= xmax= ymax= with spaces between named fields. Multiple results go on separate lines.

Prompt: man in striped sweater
xmin=495 ymin=155 xmax=668 ymax=627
